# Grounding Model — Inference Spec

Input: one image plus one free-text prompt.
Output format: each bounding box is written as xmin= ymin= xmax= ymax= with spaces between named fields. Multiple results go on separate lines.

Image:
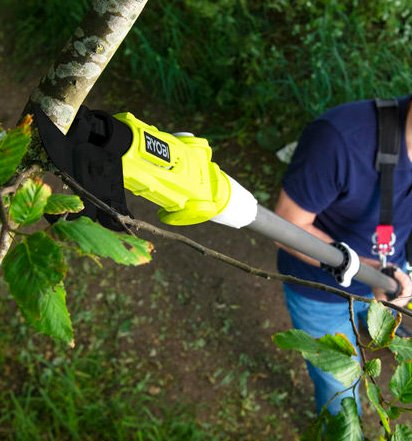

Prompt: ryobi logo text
xmin=144 ymin=132 xmax=170 ymax=163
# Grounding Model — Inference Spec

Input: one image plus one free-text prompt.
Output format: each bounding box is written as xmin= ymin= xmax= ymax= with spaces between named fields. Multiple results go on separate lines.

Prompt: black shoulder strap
xmin=407 ymin=234 xmax=412 ymax=268
xmin=375 ymin=98 xmax=401 ymax=226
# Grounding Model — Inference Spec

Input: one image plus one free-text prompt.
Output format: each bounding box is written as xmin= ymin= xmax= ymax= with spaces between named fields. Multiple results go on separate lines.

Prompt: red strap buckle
xmin=376 ymin=225 xmax=395 ymax=246
xmin=372 ymin=225 xmax=396 ymax=258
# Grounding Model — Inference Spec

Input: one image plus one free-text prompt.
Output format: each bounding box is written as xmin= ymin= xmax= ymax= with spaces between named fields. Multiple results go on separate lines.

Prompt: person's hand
xmin=374 ymin=267 xmax=412 ymax=308
xmin=391 ymin=268 xmax=412 ymax=308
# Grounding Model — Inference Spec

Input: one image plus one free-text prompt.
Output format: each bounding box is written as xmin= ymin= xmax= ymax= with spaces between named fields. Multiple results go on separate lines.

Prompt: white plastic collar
xmin=212 ymin=174 xmax=258 ymax=229
xmin=336 ymin=242 xmax=360 ymax=288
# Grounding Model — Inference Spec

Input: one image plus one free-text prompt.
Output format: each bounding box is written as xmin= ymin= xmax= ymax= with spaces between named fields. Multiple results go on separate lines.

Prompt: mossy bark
xmin=30 ymin=0 xmax=149 ymax=134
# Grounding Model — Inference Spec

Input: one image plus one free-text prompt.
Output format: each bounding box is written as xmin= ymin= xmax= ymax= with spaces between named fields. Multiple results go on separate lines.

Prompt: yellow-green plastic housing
xmin=115 ymin=112 xmax=231 ymax=225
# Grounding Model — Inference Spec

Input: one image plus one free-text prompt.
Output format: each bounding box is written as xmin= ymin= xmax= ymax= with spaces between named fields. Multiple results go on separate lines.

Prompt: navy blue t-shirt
xmin=277 ymin=96 xmax=412 ymax=302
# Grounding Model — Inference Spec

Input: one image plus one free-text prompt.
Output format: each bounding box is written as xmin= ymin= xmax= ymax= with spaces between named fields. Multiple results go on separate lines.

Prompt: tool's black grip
xmin=381 ymin=266 xmax=401 ymax=300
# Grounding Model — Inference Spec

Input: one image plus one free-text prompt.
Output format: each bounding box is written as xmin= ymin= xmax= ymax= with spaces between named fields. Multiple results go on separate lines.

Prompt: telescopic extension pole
xmin=34 ymin=105 xmax=399 ymax=297
xmin=248 ymin=205 xmax=398 ymax=295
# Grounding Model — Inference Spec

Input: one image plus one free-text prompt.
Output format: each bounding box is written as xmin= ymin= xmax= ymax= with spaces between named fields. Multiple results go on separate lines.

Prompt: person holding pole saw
xmin=275 ymin=96 xmax=412 ymax=416
xmin=34 ymin=89 xmax=412 ymax=418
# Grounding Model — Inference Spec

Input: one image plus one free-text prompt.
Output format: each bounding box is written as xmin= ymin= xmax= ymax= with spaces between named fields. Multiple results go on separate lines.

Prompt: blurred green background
xmin=6 ymin=0 xmax=412 ymax=148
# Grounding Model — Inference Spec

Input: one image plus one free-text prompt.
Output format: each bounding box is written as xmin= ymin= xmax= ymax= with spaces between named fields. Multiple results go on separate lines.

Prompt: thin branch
xmin=320 ymin=378 xmax=361 ymax=415
xmin=348 ymin=298 xmax=368 ymax=361
xmin=0 ymin=189 xmax=10 ymax=251
xmin=56 ymin=171 xmax=412 ymax=319
xmin=0 ymin=165 xmax=42 ymax=197
xmin=348 ymin=297 xmax=379 ymax=389
xmin=0 ymin=165 xmax=42 ymax=261
xmin=0 ymin=193 xmax=8 ymax=227
xmin=0 ymin=228 xmax=12 ymax=261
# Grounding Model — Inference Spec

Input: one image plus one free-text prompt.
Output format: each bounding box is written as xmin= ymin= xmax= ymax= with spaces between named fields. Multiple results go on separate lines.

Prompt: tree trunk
xmin=30 ymin=0 xmax=149 ymax=134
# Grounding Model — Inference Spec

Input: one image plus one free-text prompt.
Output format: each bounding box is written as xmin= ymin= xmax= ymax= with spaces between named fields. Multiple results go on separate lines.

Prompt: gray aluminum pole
xmin=248 ymin=205 xmax=398 ymax=295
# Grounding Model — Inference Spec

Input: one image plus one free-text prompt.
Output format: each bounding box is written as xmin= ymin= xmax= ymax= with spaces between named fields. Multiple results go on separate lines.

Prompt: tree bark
xmin=30 ymin=0 xmax=149 ymax=134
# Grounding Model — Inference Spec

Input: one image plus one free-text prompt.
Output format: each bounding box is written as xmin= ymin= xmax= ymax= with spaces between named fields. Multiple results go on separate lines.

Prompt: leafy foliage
xmin=0 ymin=126 xmax=153 ymax=343
xmin=390 ymin=336 xmax=412 ymax=362
xmin=22 ymin=283 xmax=74 ymax=345
xmin=391 ymin=424 xmax=412 ymax=441
xmin=273 ymin=330 xmax=361 ymax=387
xmin=301 ymin=417 xmax=323 ymax=441
xmin=365 ymin=379 xmax=390 ymax=434
xmin=0 ymin=124 xmax=30 ymax=185
xmin=3 ymin=232 xmax=73 ymax=344
xmin=368 ymin=300 xmax=399 ymax=347
xmin=324 ymin=397 xmax=363 ymax=441
xmin=390 ymin=362 xmax=412 ymax=404
xmin=364 ymin=358 xmax=382 ymax=378
xmin=52 ymin=217 xmax=153 ymax=266
xmin=274 ymin=299 xmax=412 ymax=437
xmin=44 ymin=193 xmax=84 ymax=214
xmin=10 ymin=178 xmax=51 ymax=225
xmin=3 ymin=232 xmax=67 ymax=314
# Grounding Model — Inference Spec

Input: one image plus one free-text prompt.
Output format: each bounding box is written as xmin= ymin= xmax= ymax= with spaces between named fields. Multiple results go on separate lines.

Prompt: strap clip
xmin=371 ymin=225 xmax=396 ymax=267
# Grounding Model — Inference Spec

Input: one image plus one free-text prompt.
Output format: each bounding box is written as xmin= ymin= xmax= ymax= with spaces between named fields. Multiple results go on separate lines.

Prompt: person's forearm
xmin=277 ymin=225 xmax=381 ymax=270
xmin=276 ymin=230 xmax=381 ymax=270
xmin=274 ymin=189 xmax=380 ymax=270
xmin=359 ymin=256 xmax=380 ymax=270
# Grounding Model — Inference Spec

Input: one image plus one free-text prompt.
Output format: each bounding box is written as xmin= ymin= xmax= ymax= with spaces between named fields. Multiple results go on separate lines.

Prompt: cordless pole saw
xmin=34 ymin=104 xmax=399 ymax=298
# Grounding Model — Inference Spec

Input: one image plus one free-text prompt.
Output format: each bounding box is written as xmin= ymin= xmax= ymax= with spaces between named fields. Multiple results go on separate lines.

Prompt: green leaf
xmin=389 ymin=362 xmax=412 ymax=403
xmin=364 ymin=358 xmax=382 ymax=378
xmin=368 ymin=300 xmax=397 ymax=347
xmin=319 ymin=333 xmax=357 ymax=357
xmin=273 ymin=330 xmax=361 ymax=387
xmin=387 ymin=406 xmax=402 ymax=420
xmin=2 ymin=232 xmax=72 ymax=343
xmin=9 ymin=178 xmax=51 ymax=226
xmin=389 ymin=336 xmax=412 ymax=362
xmin=0 ymin=126 xmax=30 ymax=185
xmin=52 ymin=217 xmax=152 ymax=266
xmin=2 ymin=232 xmax=67 ymax=317
xmin=301 ymin=417 xmax=324 ymax=441
xmin=325 ymin=397 xmax=363 ymax=441
xmin=23 ymin=283 xmax=73 ymax=345
xmin=365 ymin=379 xmax=390 ymax=434
xmin=274 ymin=328 xmax=319 ymax=352
xmin=44 ymin=194 xmax=84 ymax=214
xmin=390 ymin=424 xmax=412 ymax=441
xmin=120 ymin=234 xmax=154 ymax=260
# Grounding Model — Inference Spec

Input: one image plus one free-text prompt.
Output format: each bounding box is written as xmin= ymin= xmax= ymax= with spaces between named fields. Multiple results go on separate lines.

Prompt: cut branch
xmin=57 ymin=170 xmax=412 ymax=319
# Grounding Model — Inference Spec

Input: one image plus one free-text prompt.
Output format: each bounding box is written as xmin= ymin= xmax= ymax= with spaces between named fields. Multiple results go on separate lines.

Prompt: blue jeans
xmin=283 ymin=285 xmax=373 ymax=415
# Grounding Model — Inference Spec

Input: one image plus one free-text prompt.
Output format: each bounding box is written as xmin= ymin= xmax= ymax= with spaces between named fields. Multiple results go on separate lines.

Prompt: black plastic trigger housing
xmin=34 ymin=104 xmax=133 ymax=231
